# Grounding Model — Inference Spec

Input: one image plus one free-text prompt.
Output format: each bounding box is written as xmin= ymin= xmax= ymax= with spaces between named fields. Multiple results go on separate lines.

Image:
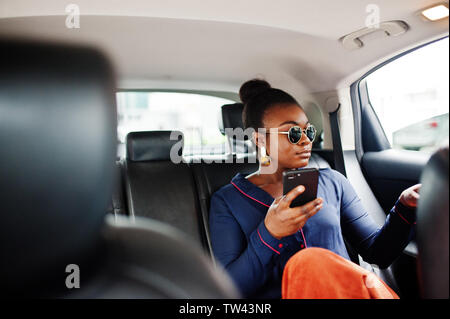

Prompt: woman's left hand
xmin=399 ymin=184 xmax=421 ymax=208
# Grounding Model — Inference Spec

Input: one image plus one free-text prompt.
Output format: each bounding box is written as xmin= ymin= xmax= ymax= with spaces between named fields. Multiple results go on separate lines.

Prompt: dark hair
xmin=240 ymin=79 xmax=300 ymax=130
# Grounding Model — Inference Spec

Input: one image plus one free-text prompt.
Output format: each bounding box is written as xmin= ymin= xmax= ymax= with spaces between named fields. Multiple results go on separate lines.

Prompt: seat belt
xmin=329 ymin=103 xmax=347 ymax=177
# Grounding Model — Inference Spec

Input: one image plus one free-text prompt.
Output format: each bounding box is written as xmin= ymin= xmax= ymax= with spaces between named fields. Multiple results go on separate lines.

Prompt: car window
xmin=116 ymin=92 xmax=235 ymax=155
xmin=366 ymin=37 xmax=449 ymax=153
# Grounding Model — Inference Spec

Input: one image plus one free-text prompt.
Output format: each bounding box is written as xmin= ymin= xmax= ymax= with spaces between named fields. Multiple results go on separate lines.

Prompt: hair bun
xmin=239 ymin=79 xmax=271 ymax=105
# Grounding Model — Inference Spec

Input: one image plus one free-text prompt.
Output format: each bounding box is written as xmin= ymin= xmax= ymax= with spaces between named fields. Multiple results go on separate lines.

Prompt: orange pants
xmin=282 ymin=247 xmax=399 ymax=299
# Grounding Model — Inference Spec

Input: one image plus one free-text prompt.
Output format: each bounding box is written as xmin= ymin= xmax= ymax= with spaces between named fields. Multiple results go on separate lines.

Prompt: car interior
xmin=0 ymin=0 xmax=448 ymax=299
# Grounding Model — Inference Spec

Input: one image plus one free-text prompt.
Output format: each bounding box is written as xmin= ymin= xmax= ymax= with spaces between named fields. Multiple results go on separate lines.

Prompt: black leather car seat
xmin=124 ymin=130 xmax=209 ymax=250
xmin=0 ymin=38 xmax=238 ymax=298
xmin=219 ymin=103 xmax=254 ymax=156
xmin=416 ymin=145 xmax=449 ymax=298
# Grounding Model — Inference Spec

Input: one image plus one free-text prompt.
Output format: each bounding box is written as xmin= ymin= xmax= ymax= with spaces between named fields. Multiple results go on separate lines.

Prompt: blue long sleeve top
xmin=209 ymin=168 xmax=416 ymax=299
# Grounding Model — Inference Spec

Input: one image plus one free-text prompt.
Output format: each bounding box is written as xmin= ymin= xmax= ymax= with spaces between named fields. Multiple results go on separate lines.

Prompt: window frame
xmin=350 ymin=36 xmax=449 ymax=161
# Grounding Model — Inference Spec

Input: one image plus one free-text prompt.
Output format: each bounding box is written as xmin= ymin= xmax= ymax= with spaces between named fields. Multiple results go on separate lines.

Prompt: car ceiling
xmin=0 ymin=0 xmax=448 ymax=95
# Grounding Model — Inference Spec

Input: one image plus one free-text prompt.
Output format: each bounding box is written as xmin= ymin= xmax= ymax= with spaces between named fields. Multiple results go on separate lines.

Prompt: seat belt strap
xmin=329 ymin=103 xmax=347 ymax=177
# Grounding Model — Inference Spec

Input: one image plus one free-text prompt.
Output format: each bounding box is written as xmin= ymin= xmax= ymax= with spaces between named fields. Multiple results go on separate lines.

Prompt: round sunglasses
xmin=267 ymin=124 xmax=317 ymax=144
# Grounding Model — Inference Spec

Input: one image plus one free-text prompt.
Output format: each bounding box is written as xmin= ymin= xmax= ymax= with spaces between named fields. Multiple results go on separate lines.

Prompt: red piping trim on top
xmin=231 ymin=181 xmax=270 ymax=207
xmin=299 ymin=228 xmax=308 ymax=248
xmin=231 ymin=181 xmax=283 ymax=254
xmin=257 ymin=229 xmax=281 ymax=255
xmin=395 ymin=206 xmax=417 ymax=225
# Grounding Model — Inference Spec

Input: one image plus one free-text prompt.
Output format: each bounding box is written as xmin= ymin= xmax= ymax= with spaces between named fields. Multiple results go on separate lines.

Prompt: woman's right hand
xmin=264 ymin=185 xmax=323 ymax=240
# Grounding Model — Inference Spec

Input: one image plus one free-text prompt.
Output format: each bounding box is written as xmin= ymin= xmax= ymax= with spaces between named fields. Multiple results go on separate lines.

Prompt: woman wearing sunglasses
xmin=209 ymin=79 xmax=420 ymax=299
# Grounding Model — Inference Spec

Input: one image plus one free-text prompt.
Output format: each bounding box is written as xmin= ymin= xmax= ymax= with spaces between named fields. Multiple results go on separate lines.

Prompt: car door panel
xmin=361 ymin=149 xmax=430 ymax=213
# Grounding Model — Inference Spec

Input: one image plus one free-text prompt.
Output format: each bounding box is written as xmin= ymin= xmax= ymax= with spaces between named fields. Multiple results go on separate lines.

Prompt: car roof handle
xmin=341 ymin=20 xmax=409 ymax=50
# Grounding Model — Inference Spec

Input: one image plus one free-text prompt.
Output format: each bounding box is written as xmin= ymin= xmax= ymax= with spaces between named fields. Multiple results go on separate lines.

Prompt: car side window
xmin=366 ymin=37 xmax=449 ymax=153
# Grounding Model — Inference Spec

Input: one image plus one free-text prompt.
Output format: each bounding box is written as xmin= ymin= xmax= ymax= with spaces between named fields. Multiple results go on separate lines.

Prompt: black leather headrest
xmin=417 ymin=145 xmax=449 ymax=298
xmin=126 ymin=131 xmax=184 ymax=162
xmin=220 ymin=103 xmax=244 ymax=134
xmin=0 ymin=39 xmax=117 ymax=293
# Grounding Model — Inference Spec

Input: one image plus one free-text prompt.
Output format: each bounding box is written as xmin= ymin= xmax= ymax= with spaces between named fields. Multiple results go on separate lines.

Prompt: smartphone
xmin=282 ymin=168 xmax=319 ymax=208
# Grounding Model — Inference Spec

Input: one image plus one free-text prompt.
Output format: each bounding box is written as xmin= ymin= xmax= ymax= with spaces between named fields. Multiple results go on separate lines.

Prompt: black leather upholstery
xmin=0 ymin=39 xmax=117 ymax=294
xmin=219 ymin=103 xmax=253 ymax=155
xmin=417 ymin=145 xmax=449 ymax=298
xmin=65 ymin=216 xmax=238 ymax=298
xmin=0 ymin=39 xmax=238 ymax=298
xmin=220 ymin=103 xmax=245 ymax=134
xmin=106 ymin=162 xmax=128 ymax=216
xmin=127 ymin=131 xmax=183 ymax=162
xmin=124 ymin=131 xmax=207 ymax=249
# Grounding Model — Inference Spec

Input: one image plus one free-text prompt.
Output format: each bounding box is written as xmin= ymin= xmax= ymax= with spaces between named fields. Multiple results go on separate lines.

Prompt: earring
xmin=260 ymin=146 xmax=271 ymax=166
